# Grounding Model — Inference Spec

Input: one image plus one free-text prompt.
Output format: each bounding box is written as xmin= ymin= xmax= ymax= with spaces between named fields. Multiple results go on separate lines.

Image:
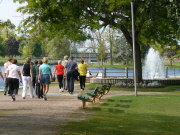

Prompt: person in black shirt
xmin=22 ymin=57 xmax=34 ymax=99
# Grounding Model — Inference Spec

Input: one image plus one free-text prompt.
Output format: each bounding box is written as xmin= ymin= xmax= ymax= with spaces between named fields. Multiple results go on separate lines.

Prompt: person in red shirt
xmin=54 ymin=60 xmax=65 ymax=92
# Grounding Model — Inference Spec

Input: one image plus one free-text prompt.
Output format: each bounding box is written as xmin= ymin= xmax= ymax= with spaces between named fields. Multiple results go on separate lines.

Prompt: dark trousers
xmin=79 ymin=76 xmax=86 ymax=89
xmin=7 ymin=78 xmax=19 ymax=95
xmin=32 ymin=77 xmax=36 ymax=89
xmin=5 ymin=81 xmax=10 ymax=94
xmin=57 ymin=75 xmax=63 ymax=89
xmin=67 ymin=72 xmax=75 ymax=92
xmin=36 ymin=82 xmax=43 ymax=98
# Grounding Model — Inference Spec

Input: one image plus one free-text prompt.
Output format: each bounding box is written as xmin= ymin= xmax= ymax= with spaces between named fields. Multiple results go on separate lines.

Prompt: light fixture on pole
xmin=131 ymin=2 xmax=137 ymax=96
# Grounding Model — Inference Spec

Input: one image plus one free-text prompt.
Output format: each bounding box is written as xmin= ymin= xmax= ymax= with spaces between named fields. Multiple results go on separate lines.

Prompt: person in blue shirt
xmin=38 ymin=57 xmax=52 ymax=100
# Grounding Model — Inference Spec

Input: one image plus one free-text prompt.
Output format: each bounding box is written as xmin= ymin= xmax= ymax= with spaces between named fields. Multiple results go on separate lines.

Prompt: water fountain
xmin=143 ymin=48 xmax=166 ymax=79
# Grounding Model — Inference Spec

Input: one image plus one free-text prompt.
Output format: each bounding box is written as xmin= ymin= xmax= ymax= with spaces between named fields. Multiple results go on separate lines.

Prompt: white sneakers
xmin=59 ymin=88 xmax=64 ymax=92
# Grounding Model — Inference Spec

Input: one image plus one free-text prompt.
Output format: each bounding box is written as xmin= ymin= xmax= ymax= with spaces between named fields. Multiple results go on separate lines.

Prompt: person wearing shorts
xmin=38 ymin=57 xmax=52 ymax=100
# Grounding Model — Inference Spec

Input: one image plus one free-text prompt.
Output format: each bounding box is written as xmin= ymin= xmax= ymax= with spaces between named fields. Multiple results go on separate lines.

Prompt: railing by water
xmin=89 ymin=67 xmax=180 ymax=79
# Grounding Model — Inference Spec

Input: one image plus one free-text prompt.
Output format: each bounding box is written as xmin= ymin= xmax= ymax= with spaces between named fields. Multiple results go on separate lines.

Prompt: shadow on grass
xmin=120 ymin=100 xmax=132 ymax=103
xmin=108 ymin=108 xmax=125 ymax=113
xmin=107 ymin=99 xmax=115 ymax=102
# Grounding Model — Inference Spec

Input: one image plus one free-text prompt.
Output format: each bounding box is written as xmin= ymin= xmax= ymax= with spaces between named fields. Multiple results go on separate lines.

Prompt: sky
xmin=0 ymin=0 xmax=27 ymax=27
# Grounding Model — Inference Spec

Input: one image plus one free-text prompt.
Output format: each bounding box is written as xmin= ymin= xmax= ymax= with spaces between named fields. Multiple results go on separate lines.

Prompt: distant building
xmin=71 ymin=52 xmax=110 ymax=63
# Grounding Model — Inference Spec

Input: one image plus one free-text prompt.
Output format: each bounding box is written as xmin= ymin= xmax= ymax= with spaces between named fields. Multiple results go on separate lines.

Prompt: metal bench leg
xmin=82 ymin=100 xmax=86 ymax=109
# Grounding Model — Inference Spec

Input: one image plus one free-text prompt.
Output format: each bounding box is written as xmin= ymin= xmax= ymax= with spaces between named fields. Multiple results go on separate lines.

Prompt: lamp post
xmin=131 ymin=2 xmax=137 ymax=96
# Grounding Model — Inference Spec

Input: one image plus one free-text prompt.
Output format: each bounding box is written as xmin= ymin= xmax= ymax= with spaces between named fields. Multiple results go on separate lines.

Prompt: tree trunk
xmin=134 ymin=43 xmax=142 ymax=83
xmin=120 ymin=25 xmax=142 ymax=82
xmin=170 ymin=59 xmax=172 ymax=66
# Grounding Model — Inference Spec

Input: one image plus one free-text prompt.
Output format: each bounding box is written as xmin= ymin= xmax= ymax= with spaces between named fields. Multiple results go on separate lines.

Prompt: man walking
xmin=65 ymin=56 xmax=77 ymax=94
xmin=62 ymin=55 xmax=68 ymax=91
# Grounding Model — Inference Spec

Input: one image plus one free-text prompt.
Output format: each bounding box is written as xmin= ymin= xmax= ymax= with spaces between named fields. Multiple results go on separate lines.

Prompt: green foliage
xmin=4 ymin=36 xmax=20 ymax=56
xmin=33 ymin=42 xmax=42 ymax=57
xmin=46 ymin=36 xmax=70 ymax=58
xmin=0 ymin=43 xmax=6 ymax=57
xmin=19 ymin=38 xmax=42 ymax=58
xmin=14 ymin=0 xmax=180 ymax=81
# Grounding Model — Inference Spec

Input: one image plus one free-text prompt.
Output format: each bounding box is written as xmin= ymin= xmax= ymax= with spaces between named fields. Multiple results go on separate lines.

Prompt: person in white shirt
xmin=6 ymin=59 xmax=22 ymax=101
xmin=4 ymin=58 xmax=12 ymax=95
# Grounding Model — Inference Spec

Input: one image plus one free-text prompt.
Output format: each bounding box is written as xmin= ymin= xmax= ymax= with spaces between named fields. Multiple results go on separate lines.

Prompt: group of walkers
xmin=2 ymin=57 xmax=52 ymax=101
xmin=1 ymin=55 xmax=89 ymax=102
xmin=55 ymin=56 xmax=88 ymax=94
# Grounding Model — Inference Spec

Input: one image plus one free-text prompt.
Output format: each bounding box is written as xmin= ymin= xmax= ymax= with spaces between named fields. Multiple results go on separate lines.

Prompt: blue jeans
xmin=67 ymin=72 xmax=75 ymax=92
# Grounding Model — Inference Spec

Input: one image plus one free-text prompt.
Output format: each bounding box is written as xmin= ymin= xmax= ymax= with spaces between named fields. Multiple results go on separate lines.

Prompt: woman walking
xmin=54 ymin=60 xmax=65 ymax=92
xmin=22 ymin=57 xmax=34 ymax=99
xmin=36 ymin=60 xmax=43 ymax=99
xmin=6 ymin=59 xmax=22 ymax=101
xmin=78 ymin=59 xmax=87 ymax=90
xmin=38 ymin=57 xmax=53 ymax=100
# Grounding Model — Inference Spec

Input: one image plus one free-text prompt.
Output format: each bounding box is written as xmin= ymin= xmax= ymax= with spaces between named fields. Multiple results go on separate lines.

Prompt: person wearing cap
xmin=22 ymin=57 xmax=34 ymax=99
xmin=62 ymin=55 xmax=68 ymax=90
xmin=38 ymin=57 xmax=53 ymax=100
xmin=54 ymin=60 xmax=65 ymax=92
xmin=65 ymin=56 xmax=77 ymax=94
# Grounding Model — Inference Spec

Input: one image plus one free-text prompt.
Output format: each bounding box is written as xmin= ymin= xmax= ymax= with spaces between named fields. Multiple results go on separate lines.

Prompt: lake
xmin=0 ymin=66 xmax=179 ymax=90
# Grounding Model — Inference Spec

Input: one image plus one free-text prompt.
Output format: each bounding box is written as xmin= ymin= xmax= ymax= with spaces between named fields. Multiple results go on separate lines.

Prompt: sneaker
xmin=43 ymin=94 xmax=47 ymax=100
xmin=4 ymin=90 xmax=7 ymax=96
xmin=11 ymin=94 xmax=16 ymax=101
xmin=59 ymin=89 xmax=62 ymax=92
xmin=61 ymin=88 xmax=64 ymax=92
xmin=23 ymin=97 xmax=26 ymax=99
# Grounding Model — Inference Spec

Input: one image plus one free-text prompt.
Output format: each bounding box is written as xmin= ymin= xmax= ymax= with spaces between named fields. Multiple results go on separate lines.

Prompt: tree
xmin=104 ymin=27 xmax=120 ymax=65
xmin=0 ymin=43 xmax=6 ymax=57
xmin=14 ymin=0 xmax=180 ymax=82
xmin=33 ymin=41 xmax=42 ymax=57
xmin=19 ymin=38 xmax=42 ymax=58
xmin=46 ymin=36 xmax=70 ymax=58
xmin=4 ymin=36 xmax=20 ymax=57
xmin=1 ymin=19 xmax=16 ymax=38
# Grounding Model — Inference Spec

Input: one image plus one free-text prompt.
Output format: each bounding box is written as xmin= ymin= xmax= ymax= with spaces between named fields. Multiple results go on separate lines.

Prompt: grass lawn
xmin=59 ymin=94 xmax=180 ymax=135
xmin=57 ymin=84 xmax=180 ymax=135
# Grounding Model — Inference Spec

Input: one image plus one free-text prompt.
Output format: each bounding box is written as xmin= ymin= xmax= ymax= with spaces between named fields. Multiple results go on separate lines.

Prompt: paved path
xmin=0 ymin=84 xmax=87 ymax=135
xmin=0 ymin=84 xmax=167 ymax=135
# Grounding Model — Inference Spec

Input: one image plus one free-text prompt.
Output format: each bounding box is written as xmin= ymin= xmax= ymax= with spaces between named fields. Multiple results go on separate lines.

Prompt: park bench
xmin=86 ymin=86 xmax=99 ymax=103
xmin=96 ymin=84 xmax=107 ymax=101
xmin=104 ymin=83 xmax=112 ymax=95
xmin=77 ymin=84 xmax=112 ymax=109
xmin=77 ymin=94 xmax=93 ymax=109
